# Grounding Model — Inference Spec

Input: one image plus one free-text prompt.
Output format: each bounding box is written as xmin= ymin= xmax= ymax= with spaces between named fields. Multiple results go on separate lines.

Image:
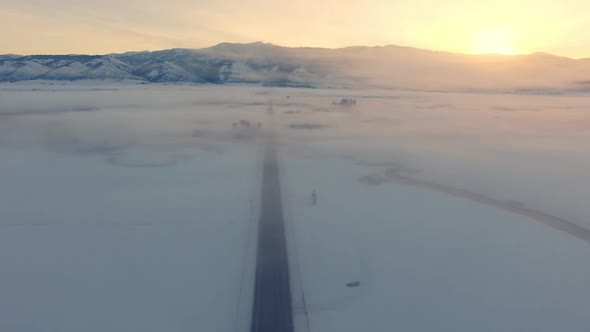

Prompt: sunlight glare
xmin=474 ymin=26 xmax=517 ymax=55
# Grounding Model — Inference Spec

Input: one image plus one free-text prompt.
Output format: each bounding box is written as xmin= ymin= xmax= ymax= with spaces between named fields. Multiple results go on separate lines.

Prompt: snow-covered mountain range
xmin=1 ymin=42 xmax=589 ymax=90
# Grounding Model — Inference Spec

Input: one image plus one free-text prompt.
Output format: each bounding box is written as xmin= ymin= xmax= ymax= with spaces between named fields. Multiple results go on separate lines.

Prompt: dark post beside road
xmin=250 ymin=134 xmax=294 ymax=332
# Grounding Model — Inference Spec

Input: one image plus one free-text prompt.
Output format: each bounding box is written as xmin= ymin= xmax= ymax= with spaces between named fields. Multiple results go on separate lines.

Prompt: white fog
xmin=0 ymin=81 xmax=589 ymax=331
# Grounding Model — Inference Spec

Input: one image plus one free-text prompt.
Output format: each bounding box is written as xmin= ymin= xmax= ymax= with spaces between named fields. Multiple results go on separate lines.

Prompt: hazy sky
xmin=1 ymin=0 xmax=589 ymax=57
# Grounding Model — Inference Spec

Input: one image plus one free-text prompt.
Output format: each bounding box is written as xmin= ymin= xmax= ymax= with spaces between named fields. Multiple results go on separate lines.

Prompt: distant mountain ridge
xmin=1 ymin=42 xmax=589 ymax=90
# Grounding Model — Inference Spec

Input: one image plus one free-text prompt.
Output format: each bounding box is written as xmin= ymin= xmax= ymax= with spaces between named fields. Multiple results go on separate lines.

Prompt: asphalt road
xmin=250 ymin=135 xmax=294 ymax=332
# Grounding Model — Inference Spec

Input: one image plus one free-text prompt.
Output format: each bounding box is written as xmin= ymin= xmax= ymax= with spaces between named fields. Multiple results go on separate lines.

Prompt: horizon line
xmin=2 ymin=41 xmax=588 ymax=60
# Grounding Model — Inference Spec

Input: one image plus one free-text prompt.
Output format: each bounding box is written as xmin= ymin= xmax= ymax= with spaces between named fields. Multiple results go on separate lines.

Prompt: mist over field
xmin=1 ymin=80 xmax=590 ymax=331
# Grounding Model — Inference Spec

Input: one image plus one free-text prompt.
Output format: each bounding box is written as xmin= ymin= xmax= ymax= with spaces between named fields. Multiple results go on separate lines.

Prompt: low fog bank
xmin=271 ymin=87 xmax=590 ymax=230
xmin=1 ymin=83 xmax=589 ymax=227
xmin=1 ymin=83 xmax=590 ymax=331
xmin=0 ymin=84 xmax=267 ymax=332
xmin=272 ymin=86 xmax=590 ymax=332
xmin=0 ymin=84 xmax=270 ymax=166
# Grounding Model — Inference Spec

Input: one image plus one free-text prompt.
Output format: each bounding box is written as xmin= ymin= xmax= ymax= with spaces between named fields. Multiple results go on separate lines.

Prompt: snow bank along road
xmin=251 ymin=133 xmax=294 ymax=332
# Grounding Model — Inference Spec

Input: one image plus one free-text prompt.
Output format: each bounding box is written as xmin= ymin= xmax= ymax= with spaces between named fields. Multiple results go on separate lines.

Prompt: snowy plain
xmin=272 ymin=88 xmax=590 ymax=332
xmin=0 ymin=82 xmax=265 ymax=332
xmin=1 ymin=81 xmax=590 ymax=331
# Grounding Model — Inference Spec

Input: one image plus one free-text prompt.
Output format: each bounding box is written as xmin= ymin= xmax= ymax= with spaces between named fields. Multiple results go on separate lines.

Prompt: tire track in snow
xmin=384 ymin=167 xmax=590 ymax=245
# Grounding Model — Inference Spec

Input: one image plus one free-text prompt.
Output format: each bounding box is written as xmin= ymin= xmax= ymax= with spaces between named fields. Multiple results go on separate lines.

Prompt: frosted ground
xmin=1 ymin=81 xmax=590 ymax=331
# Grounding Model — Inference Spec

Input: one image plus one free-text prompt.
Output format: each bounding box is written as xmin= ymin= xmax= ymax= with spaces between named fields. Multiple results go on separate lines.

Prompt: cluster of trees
xmin=333 ymin=98 xmax=357 ymax=105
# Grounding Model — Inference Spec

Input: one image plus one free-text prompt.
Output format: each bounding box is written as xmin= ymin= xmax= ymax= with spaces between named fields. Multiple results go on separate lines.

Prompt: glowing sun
xmin=474 ymin=27 xmax=517 ymax=55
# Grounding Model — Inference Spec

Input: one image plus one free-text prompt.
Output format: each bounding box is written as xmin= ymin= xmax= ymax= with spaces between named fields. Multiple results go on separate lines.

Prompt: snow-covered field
xmin=272 ymin=88 xmax=590 ymax=332
xmin=0 ymin=83 xmax=266 ymax=332
xmin=1 ymin=81 xmax=590 ymax=331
